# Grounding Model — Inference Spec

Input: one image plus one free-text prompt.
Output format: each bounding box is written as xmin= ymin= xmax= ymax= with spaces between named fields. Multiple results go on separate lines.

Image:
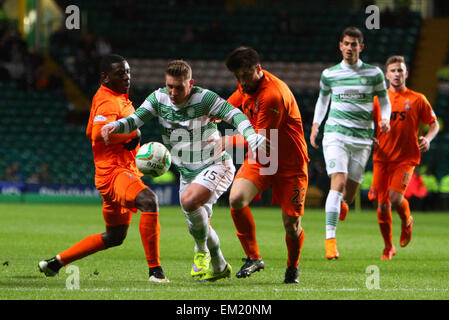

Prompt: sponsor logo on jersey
xmin=94 ymin=115 xmax=107 ymax=122
xmin=339 ymin=90 xmax=366 ymax=100
xmin=391 ymin=111 xmax=406 ymax=121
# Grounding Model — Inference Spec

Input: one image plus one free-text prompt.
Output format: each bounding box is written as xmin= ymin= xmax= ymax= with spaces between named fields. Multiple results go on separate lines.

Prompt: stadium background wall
xmin=1 ymin=0 xmax=449 ymax=211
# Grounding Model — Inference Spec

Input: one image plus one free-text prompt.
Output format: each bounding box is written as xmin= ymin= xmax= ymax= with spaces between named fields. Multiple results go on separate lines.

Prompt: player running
xmin=370 ymin=55 xmax=439 ymax=259
xmin=102 ymin=60 xmax=266 ymax=282
xmin=310 ymin=27 xmax=391 ymax=259
xmin=223 ymin=47 xmax=309 ymax=284
xmin=39 ymin=54 xmax=168 ymax=282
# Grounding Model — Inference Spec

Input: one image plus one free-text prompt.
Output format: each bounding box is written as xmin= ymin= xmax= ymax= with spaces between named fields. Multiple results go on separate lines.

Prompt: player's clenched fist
xmin=378 ymin=119 xmax=390 ymax=133
xmin=418 ymin=136 xmax=430 ymax=153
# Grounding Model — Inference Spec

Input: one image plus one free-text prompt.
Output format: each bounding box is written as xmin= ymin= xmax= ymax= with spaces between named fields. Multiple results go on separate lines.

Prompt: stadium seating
xmin=0 ymin=81 xmax=94 ymax=185
xmin=61 ymin=0 xmax=421 ymax=65
xmin=5 ymin=1 xmax=437 ymax=191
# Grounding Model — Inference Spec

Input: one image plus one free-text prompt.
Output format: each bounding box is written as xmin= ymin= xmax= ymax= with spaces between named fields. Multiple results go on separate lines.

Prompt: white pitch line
xmin=1 ymin=287 xmax=449 ymax=293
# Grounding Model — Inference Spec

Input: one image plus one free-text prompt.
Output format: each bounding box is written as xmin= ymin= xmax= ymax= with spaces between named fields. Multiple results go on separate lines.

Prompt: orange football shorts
xmin=235 ymin=159 xmax=308 ymax=216
xmin=97 ymin=169 xmax=148 ymax=227
xmin=369 ymin=161 xmax=415 ymax=204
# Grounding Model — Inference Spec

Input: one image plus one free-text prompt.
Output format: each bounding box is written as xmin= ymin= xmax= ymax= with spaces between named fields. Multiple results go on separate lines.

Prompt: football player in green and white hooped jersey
xmin=102 ymin=60 xmax=267 ymax=282
xmin=309 ymin=27 xmax=391 ymax=260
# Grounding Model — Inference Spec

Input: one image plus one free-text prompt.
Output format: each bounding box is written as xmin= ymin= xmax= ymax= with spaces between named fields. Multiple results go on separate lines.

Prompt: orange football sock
xmin=139 ymin=212 xmax=160 ymax=268
xmin=230 ymin=206 xmax=261 ymax=260
xmin=58 ymin=233 xmax=106 ymax=266
xmin=286 ymin=229 xmax=305 ymax=268
xmin=396 ymin=198 xmax=411 ymax=226
xmin=377 ymin=209 xmax=393 ymax=248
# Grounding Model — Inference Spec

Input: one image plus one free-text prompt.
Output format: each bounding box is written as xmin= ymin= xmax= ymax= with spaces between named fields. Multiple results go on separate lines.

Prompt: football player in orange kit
xmin=371 ymin=55 xmax=439 ymax=259
xmin=224 ymin=47 xmax=309 ymax=284
xmin=38 ymin=54 xmax=168 ymax=282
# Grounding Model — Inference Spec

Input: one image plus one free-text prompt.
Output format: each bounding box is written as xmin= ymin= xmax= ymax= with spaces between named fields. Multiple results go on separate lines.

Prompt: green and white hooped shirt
xmin=111 ymin=86 xmax=256 ymax=179
xmin=313 ymin=59 xmax=391 ymax=146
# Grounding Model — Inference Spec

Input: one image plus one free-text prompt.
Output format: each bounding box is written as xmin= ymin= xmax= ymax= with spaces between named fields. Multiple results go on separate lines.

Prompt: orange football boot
xmin=339 ymin=201 xmax=349 ymax=221
xmin=381 ymin=246 xmax=396 ymax=260
xmin=400 ymin=216 xmax=414 ymax=247
xmin=325 ymin=238 xmax=339 ymax=260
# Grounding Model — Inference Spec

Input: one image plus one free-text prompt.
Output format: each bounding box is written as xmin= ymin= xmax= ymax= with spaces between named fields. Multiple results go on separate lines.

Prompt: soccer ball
xmin=136 ymin=142 xmax=172 ymax=177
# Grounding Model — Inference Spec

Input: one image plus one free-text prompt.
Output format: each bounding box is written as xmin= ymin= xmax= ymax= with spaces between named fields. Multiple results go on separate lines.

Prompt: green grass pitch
xmin=0 ymin=203 xmax=448 ymax=300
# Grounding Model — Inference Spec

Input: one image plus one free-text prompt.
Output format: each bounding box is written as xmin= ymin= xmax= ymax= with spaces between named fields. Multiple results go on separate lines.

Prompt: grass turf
xmin=0 ymin=203 xmax=448 ymax=300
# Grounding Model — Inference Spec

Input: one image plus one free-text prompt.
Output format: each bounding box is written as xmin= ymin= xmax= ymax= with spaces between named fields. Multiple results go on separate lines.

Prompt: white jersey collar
xmin=341 ymin=59 xmax=363 ymax=70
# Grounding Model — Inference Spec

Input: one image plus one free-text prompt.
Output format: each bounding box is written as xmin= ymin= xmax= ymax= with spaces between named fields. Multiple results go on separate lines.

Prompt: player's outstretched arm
xmin=209 ymin=134 xmax=247 ymax=153
xmin=207 ymin=91 xmax=268 ymax=153
xmin=101 ymin=124 xmax=117 ymax=145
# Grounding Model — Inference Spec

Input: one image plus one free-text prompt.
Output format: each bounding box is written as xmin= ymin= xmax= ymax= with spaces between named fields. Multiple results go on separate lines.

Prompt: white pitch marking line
xmin=2 ymin=287 xmax=449 ymax=292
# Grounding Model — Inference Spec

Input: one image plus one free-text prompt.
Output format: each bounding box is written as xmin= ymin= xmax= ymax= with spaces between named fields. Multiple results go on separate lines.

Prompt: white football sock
xmin=207 ymin=225 xmax=226 ymax=273
xmin=185 ymin=206 xmax=209 ymax=253
xmin=325 ymin=190 xmax=343 ymax=239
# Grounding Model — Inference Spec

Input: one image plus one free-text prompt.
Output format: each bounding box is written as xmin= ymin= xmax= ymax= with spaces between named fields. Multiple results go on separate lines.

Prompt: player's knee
xmin=181 ymin=192 xmax=201 ymax=212
xmin=330 ymin=174 xmax=346 ymax=193
xmin=229 ymin=192 xmax=248 ymax=209
xmin=388 ymin=192 xmax=403 ymax=209
xmin=102 ymin=231 xmax=127 ymax=248
xmin=377 ymin=203 xmax=392 ymax=223
xmin=378 ymin=202 xmax=391 ymax=213
xmin=377 ymin=202 xmax=391 ymax=223
xmin=135 ymin=188 xmax=159 ymax=212
xmin=106 ymin=236 xmax=125 ymax=247
xmin=283 ymin=218 xmax=301 ymax=239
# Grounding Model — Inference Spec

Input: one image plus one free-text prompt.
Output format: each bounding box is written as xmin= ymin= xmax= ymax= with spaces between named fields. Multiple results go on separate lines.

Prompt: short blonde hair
xmin=385 ymin=55 xmax=406 ymax=68
xmin=166 ymin=60 xmax=192 ymax=80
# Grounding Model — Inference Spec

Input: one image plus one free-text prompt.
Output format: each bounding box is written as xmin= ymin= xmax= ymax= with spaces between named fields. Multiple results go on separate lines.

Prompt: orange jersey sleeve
xmin=88 ymin=98 xmax=137 ymax=144
xmin=373 ymin=88 xmax=437 ymax=165
xmin=227 ymin=88 xmax=244 ymax=109
xmin=232 ymin=70 xmax=309 ymax=175
xmin=87 ymin=85 xmax=142 ymax=185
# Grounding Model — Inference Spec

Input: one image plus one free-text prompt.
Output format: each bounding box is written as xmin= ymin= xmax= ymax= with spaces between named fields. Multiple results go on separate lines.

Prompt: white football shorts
xmin=322 ymin=135 xmax=372 ymax=184
xmin=179 ymin=160 xmax=235 ymax=217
